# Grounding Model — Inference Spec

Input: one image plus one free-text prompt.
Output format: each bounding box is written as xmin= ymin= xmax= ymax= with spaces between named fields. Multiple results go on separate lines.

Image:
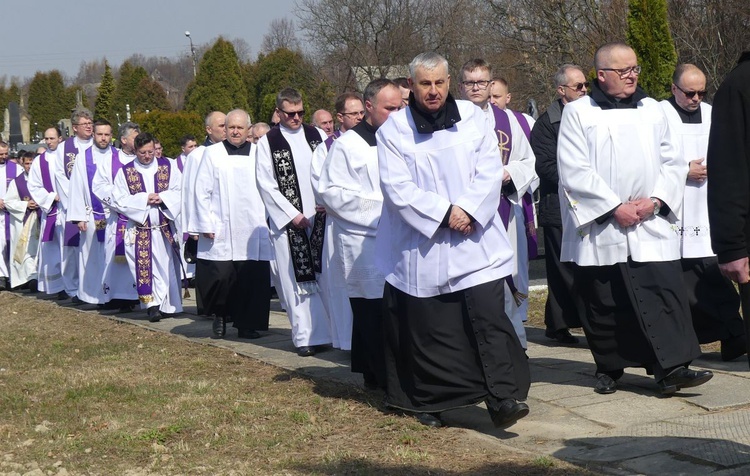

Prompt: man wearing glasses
xmin=458 ymin=58 xmax=536 ymax=349
xmin=531 ymin=64 xmax=588 ymax=346
xmin=256 ymin=88 xmax=331 ymax=357
xmin=660 ymin=64 xmax=746 ymax=362
xmin=558 ymin=42 xmax=711 ymax=396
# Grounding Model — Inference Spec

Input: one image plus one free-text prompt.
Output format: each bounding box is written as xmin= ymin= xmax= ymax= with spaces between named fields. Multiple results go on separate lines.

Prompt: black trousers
xmin=542 ymin=225 xmax=583 ymax=331
xmin=350 ymin=297 xmax=386 ymax=388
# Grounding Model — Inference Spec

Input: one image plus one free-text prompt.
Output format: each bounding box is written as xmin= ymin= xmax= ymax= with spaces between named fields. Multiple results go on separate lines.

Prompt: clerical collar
xmin=667 ymin=96 xmax=702 ymax=124
xmin=589 ymin=80 xmax=647 ymax=110
xmin=203 ymin=136 xmax=214 ymax=147
xmin=408 ymin=92 xmax=461 ymax=133
xmin=352 ymin=120 xmax=377 ymax=147
xmin=222 ymin=139 xmax=252 ymax=156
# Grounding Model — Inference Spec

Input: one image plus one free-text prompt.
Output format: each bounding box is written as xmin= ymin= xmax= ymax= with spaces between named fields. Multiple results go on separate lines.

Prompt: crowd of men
xmin=2 ymin=41 xmax=748 ymax=431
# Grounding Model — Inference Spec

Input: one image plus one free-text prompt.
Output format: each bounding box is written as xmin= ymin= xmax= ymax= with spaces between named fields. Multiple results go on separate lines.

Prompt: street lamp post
xmin=185 ymin=31 xmax=197 ymax=78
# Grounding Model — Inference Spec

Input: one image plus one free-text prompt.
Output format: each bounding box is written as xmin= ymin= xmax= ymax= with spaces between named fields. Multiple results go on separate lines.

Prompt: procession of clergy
xmin=1 ymin=41 xmax=744 ymax=430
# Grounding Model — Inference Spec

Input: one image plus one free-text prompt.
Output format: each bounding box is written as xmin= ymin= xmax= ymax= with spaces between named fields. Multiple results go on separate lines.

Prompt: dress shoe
xmin=594 ymin=373 xmax=617 ymax=394
xmin=57 ymin=291 xmax=70 ymax=300
xmin=297 ymin=346 xmax=316 ymax=357
xmin=658 ymin=367 xmax=713 ymax=395
xmin=212 ymin=315 xmax=226 ymax=338
xmin=70 ymin=295 xmax=85 ymax=305
xmin=545 ymin=328 xmax=580 ymax=345
xmin=119 ymin=304 xmax=134 ymax=313
xmin=487 ymin=398 xmax=529 ymax=428
xmin=147 ymin=306 xmax=161 ymax=323
xmin=237 ymin=329 xmax=261 ymax=339
xmin=415 ymin=412 xmax=442 ymax=428
xmin=721 ymin=335 xmax=747 ymax=362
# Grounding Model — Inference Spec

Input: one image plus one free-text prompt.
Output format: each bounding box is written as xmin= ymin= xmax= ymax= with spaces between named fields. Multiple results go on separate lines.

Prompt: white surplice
xmin=311 ymin=139 xmax=354 ymax=350
xmin=4 ymin=174 xmax=39 ymax=287
xmin=376 ymin=100 xmax=514 ymax=297
xmin=111 ymin=159 xmax=183 ymax=313
xmin=0 ymin=161 xmax=21 ymax=279
xmin=91 ymin=148 xmax=138 ymax=300
xmin=558 ymin=97 xmax=684 ymax=266
xmin=256 ymin=125 xmax=331 ymax=348
xmin=659 ymin=101 xmax=713 ymax=258
xmin=27 ymin=153 xmax=64 ymax=293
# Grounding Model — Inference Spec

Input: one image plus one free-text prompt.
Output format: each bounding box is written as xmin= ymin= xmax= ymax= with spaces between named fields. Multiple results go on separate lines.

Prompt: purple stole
xmin=509 ymin=110 xmax=539 ymax=261
xmin=111 ymin=150 xmax=129 ymax=262
xmin=122 ymin=158 xmax=179 ymax=303
xmin=63 ymin=137 xmax=78 ymax=179
xmin=14 ymin=173 xmax=41 ymax=224
xmin=85 ymin=148 xmax=108 ymax=242
xmin=323 ymin=130 xmax=341 ymax=151
xmin=39 ymin=152 xmax=80 ymax=247
xmin=266 ymin=125 xmax=323 ymax=285
xmin=176 ymin=155 xmax=186 ymax=173
xmin=4 ymin=161 xmax=18 ymax=250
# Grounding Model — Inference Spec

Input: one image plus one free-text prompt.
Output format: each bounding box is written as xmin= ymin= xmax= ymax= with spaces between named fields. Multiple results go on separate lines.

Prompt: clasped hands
xmin=613 ymin=197 xmax=659 ymax=227
xmin=449 ymin=206 xmax=474 ymax=236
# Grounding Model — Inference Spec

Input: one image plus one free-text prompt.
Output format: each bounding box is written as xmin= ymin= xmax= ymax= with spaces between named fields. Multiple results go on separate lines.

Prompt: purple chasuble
xmin=4 ymin=161 xmax=18 ymax=259
xmin=14 ymin=173 xmax=41 ymax=223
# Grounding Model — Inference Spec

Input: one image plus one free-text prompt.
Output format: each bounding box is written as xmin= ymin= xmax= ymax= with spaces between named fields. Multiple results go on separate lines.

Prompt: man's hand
xmin=54 ymin=194 xmax=60 ymax=202
xmin=27 ymin=200 xmax=38 ymax=210
xmin=502 ymin=170 xmax=511 ymax=185
xmin=687 ymin=158 xmax=707 ymax=183
xmin=629 ymin=197 xmax=659 ymax=220
xmin=0 ymin=198 xmax=5 ymax=210
xmin=147 ymin=193 xmax=162 ymax=205
xmin=613 ymin=203 xmax=640 ymax=227
xmin=291 ymin=213 xmax=311 ymax=230
xmin=78 ymin=221 xmax=87 ymax=232
xmin=719 ymin=257 xmax=750 ymax=284
xmin=448 ymin=206 xmax=473 ymax=235
xmin=202 ymin=233 xmax=215 ymax=239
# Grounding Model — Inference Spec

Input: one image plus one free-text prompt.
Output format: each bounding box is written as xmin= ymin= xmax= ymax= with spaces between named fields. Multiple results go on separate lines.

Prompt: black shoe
xmin=415 ymin=412 xmax=442 ymax=428
xmin=721 ymin=335 xmax=747 ymax=362
xmin=57 ymin=291 xmax=70 ymax=300
xmin=487 ymin=398 xmax=529 ymax=428
xmin=147 ymin=306 xmax=161 ymax=322
xmin=594 ymin=373 xmax=617 ymax=394
xmin=70 ymin=295 xmax=85 ymax=305
xmin=119 ymin=304 xmax=134 ymax=313
xmin=237 ymin=329 xmax=261 ymax=339
xmin=27 ymin=280 xmax=38 ymax=293
xmin=545 ymin=328 xmax=580 ymax=345
xmin=212 ymin=315 xmax=226 ymax=338
xmin=658 ymin=367 xmax=713 ymax=395
xmin=363 ymin=372 xmax=380 ymax=390
xmin=297 ymin=346 xmax=315 ymax=357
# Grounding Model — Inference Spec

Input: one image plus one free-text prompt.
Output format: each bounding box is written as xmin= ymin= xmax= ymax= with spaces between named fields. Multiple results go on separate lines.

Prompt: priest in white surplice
xmin=4 ymin=152 xmax=39 ymax=290
xmin=52 ymin=108 xmax=96 ymax=302
xmin=91 ymin=121 xmax=139 ymax=310
xmin=190 ymin=109 xmax=272 ymax=339
xmin=558 ymin=43 xmax=711 ymax=396
xmin=659 ymin=64 xmax=745 ymax=361
xmin=256 ymin=88 xmax=331 ymax=357
xmin=112 ymin=132 xmax=183 ymax=321
xmin=309 ymin=92 xmax=364 ymax=351
xmin=458 ymin=59 xmax=537 ymax=348
xmin=376 ymin=52 xmax=530 ymax=429
xmin=0 ymin=142 xmax=21 ymax=289
xmin=318 ymin=80 xmax=402 ymax=389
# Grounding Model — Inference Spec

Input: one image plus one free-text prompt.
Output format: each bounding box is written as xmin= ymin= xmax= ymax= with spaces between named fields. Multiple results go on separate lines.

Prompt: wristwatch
xmin=650 ymin=197 xmax=661 ymax=216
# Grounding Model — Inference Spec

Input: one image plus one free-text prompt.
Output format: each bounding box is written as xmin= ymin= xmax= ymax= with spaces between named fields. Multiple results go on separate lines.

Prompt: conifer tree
xmin=110 ymin=61 xmax=149 ymax=120
xmin=95 ymin=61 xmax=115 ymax=121
xmin=626 ymin=0 xmax=677 ymax=100
xmin=184 ymin=37 xmax=248 ymax=116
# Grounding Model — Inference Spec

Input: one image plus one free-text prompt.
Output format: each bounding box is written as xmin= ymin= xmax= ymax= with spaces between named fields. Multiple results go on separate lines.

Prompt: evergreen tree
xmin=110 ymin=61 xmax=149 ymax=120
xmin=184 ymin=37 xmax=248 ymax=116
xmin=132 ymin=110 xmax=203 ymax=158
xmin=27 ymin=70 xmax=74 ymax=129
xmin=626 ymin=0 xmax=677 ymax=100
xmin=95 ymin=61 xmax=115 ymax=121
xmin=132 ymin=77 xmax=171 ymax=113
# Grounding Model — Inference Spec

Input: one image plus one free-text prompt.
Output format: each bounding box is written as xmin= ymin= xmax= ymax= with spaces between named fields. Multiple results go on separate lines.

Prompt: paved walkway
xmin=53 ymin=291 xmax=750 ymax=475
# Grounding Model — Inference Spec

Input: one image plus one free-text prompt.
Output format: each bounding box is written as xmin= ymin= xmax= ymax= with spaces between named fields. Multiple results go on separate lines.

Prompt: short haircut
xmin=153 ymin=139 xmax=161 ymax=146
xmin=71 ymin=108 xmax=93 ymax=124
xmin=393 ymin=77 xmax=409 ymax=89
xmin=409 ymin=52 xmax=449 ymax=79
xmin=334 ymin=93 xmax=363 ymax=114
xmin=276 ymin=88 xmax=303 ymax=108
xmin=180 ymin=134 xmax=196 ymax=147
xmin=204 ymin=111 xmax=224 ymax=128
xmin=672 ymin=63 xmax=701 ymax=85
xmin=134 ymin=132 xmax=155 ymax=150
xmin=594 ymin=42 xmax=632 ymax=70
xmin=460 ymin=59 xmax=492 ymax=81
xmin=363 ymin=78 xmax=397 ymax=104
xmin=118 ymin=122 xmax=140 ymax=140
xmin=252 ymin=122 xmax=271 ymax=135
xmin=93 ymin=119 xmax=112 ymax=130
xmin=21 ymin=151 xmax=35 ymax=161
xmin=0 ymin=141 xmax=8 ymax=149
xmin=227 ymin=108 xmax=252 ymax=128
xmin=554 ymin=64 xmax=584 ymax=87
xmin=45 ymin=127 xmax=62 ymax=138
xmin=492 ymin=76 xmax=509 ymax=89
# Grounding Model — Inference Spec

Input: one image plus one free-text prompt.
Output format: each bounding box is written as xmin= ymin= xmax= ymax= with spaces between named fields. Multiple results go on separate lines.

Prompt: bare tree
xmin=261 ymin=18 xmax=302 ymax=54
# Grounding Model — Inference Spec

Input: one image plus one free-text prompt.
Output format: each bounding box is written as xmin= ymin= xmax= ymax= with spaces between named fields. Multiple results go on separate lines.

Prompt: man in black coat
xmin=530 ymin=64 xmax=587 ymax=345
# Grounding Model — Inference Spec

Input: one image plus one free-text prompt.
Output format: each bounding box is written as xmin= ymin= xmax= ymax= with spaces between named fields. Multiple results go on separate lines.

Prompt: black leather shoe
xmin=415 ymin=412 xmax=442 ymax=428
xmin=57 ymin=291 xmax=69 ymax=300
xmin=297 ymin=346 xmax=315 ymax=357
xmin=658 ymin=367 xmax=713 ymax=395
xmin=71 ymin=295 xmax=85 ymax=305
xmin=487 ymin=398 xmax=529 ymax=428
xmin=147 ymin=306 xmax=161 ymax=322
xmin=721 ymin=335 xmax=747 ymax=362
xmin=594 ymin=373 xmax=617 ymax=394
xmin=237 ymin=329 xmax=261 ymax=339
xmin=119 ymin=304 xmax=134 ymax=313
xmin=545 ymin=328 xmax=580 ymax=345
xmin=212 ymin=315 xmax=226 ymax=338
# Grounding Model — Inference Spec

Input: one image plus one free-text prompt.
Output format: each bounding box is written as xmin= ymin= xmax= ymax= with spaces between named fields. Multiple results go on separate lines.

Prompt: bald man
xmin=312 ymin=109 xmax=335 ymax=137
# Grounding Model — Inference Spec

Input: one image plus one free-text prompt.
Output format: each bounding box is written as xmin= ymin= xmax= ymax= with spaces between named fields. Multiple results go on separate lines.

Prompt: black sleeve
xmin=531 ymin=114 xmax=559 ymax=184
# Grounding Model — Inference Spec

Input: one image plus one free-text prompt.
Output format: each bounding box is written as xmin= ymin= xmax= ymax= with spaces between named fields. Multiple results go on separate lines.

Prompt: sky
xmin=1 ymin=0 xmax=298 ymax=82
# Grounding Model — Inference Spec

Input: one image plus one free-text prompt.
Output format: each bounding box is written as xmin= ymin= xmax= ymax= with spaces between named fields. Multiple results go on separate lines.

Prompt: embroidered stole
xmin=111 ymin=150 xmax=128 ymax=262
xmin=12 ymin=173 xmax=41 ymax=264
xmin=123 ymin=158 xmax=179 ymax=303
xmin=85 ymin=148 xmax=109 ymax=242
xmin=266 ymin=125 xmax=323 ymax=292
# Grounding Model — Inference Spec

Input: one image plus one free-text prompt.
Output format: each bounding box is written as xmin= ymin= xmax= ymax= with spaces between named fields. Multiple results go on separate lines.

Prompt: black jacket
xmin=531 ymin=99 xmax=564 ymax=227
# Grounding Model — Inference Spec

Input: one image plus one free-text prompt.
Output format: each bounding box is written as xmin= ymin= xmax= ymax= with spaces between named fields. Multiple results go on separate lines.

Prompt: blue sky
xmin=1 ymin=0 xmax=297 ymax=81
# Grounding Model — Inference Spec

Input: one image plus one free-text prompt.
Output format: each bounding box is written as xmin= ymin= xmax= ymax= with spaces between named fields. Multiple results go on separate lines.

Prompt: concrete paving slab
xmin=678 ymin=372 xmax=750 ymax=411
xmin=528 ymin=377 xmax=595 ymax=401
xmin=618 ymin=451 xmax=719 ymax=475
xmin=566 ymin=394 xmax=703 ymax=428
xmin=555 ymin=436 xmax=694 ymax=463
xmin=675 ymin=438 xmax=750 ymax=468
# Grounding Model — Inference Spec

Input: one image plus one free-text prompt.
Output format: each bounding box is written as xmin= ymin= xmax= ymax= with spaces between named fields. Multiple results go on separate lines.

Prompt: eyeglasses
xmin=74 ymin=121 xmax=93 ymax=127
xmin=461 ymin=80 xmax=491 ymax=90
xmin=340 ymin=110 xmax=365 ymax=119
xmin=674 ymin=84 xmax=707 ymax=99
xmin=279 ymin=109 xmax=305 ymax=118
xmin=562 ymin=82 xmax=590 ymax=92
xmin=600 ymin=65 xmax=641 ymax=79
